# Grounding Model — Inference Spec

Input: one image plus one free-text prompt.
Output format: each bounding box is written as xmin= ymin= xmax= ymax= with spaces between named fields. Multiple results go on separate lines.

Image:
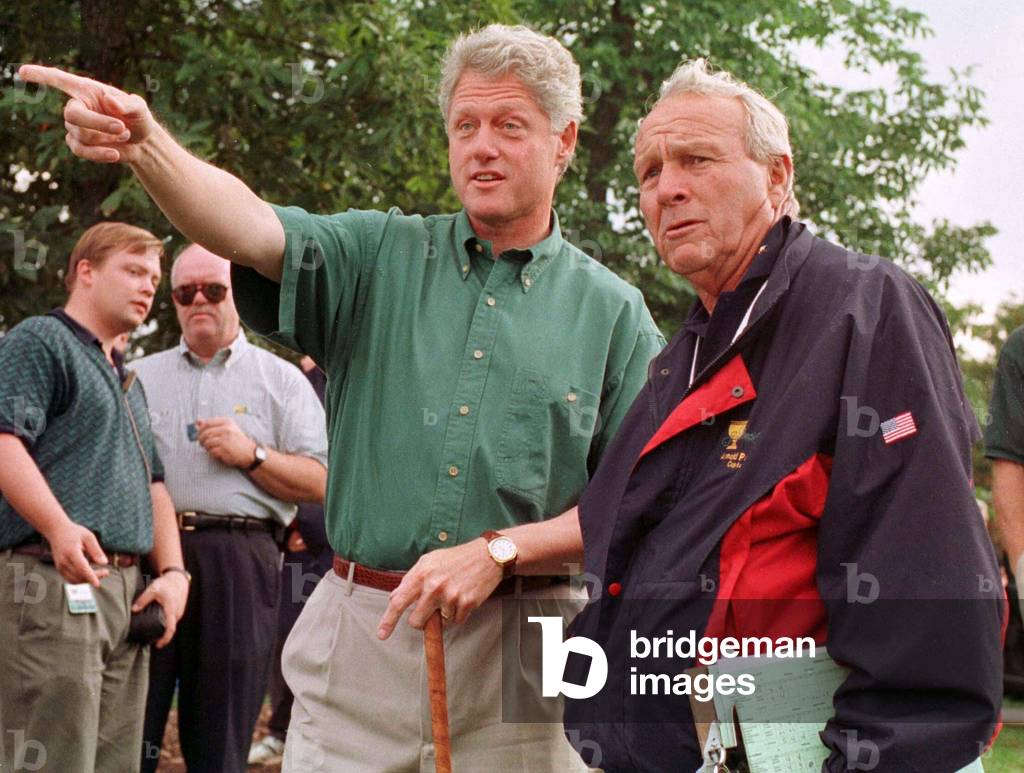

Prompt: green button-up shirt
xmin=234 ymin=206 xmax=664 ymax=570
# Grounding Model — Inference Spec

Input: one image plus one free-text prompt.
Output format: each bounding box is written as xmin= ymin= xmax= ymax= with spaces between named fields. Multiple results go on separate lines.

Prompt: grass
xmin=986 ymin=698 xmax=1024 ymax=771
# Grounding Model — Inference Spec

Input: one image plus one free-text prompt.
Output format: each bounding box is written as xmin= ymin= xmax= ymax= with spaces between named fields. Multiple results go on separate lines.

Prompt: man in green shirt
xmin=987 ymin=325 xmax=1024 ymax=617
xmin=23 ymin=24 xmax=662 ymax=770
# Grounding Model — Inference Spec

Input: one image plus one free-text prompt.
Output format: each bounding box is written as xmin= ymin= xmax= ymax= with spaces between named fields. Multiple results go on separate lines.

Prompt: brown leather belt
xmin=11 ymin=540 xmax=139 ymax=567
xmin=332 ymin=555 xmax=568 ymax=596
xmin=177 ymin=511 xmax=276 ymax=533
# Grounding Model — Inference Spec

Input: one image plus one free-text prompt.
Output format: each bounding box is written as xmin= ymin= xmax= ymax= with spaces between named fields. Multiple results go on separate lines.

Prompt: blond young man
xmin=0 ymin=222 xmax=188 ymax=773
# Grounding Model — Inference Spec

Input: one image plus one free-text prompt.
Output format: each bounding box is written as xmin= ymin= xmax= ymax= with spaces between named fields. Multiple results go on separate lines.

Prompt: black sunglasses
xmin=171 ymin=283 xmax=228 ymax=305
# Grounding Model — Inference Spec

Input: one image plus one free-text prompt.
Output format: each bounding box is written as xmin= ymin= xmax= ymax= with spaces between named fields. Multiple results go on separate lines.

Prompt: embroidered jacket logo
xmin=721 ymin=420 xmax=748 ymax=469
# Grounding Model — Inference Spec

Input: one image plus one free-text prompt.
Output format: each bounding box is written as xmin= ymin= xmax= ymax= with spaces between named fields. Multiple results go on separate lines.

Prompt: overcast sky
xmin=795 ymin=0 xmax=1022 ymax=316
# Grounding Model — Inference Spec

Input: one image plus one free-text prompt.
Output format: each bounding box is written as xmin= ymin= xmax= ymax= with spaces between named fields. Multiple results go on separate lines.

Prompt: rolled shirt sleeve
xmin=278 ymin=366 xmax=329 ymax=468
xmin=148 ymin=437 xmax=165 ymax=483
xmin=232 ymin=205 xmax=380 ymax=370
xmin=0 ymin=327 xmax=64 ymax=445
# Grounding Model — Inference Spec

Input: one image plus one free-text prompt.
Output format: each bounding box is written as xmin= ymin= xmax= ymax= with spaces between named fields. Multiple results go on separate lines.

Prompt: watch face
xmin=255 ymin=446 xmax=268 ymax=461
xmin=490 ymin=536 xmax=517 ymax=563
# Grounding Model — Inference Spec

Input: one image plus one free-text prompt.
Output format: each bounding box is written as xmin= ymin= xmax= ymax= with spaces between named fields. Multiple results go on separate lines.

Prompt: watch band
xmin=161 ymin=566 xmax=192 ymax=583
xmin=246 ymin=443 xmax=267 ymax=472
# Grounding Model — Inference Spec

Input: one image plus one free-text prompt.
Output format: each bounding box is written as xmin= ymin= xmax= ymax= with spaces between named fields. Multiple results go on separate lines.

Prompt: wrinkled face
xmin=85 ymin=249 xmax=161 ymax=333
xmin=634 ymin=92 xmax=783 ymax=278
xmin=171 ymin=248 xmax=239 ymax=348
xmin=447 ymin=70 xmax=574 ymax=233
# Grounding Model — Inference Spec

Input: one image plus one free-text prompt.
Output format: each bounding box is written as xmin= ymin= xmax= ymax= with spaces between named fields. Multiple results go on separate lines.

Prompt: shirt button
xmin=731 ymin=386 xmax=745 ymax=398
xmin=438 ymin=531 xmax=449 ymax=542
xmin=486 ymin=297 xmax=496 ymax=307
xmin=458 ymin=405 xmax=470 ymax=416
xmin=475 ymin=244 xmax=483 ymax=253
xmin=523 ymin=276 xmax=533 ymax=288
xmin=448 ymin=466 xmax=459 ymax=477
xmin=462 ymin=265 xmax=469 ymax=274
xmin=473 ymin=349 xmax=484 ymax=360
xmin=566 ymin=392 xmax=577 ymax=403
xmin=608 ymin=582 xmax=622 ymax=597
xmin=660 ymin=368 xmax=671 ymax=376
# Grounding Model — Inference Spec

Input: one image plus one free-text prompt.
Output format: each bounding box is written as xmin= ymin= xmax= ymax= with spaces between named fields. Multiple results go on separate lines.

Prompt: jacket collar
xmin=677 ymin=221 xmax=816 ymax=394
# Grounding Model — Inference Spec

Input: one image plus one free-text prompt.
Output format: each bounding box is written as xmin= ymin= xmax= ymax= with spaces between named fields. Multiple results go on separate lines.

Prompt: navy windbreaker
xmin=564 ymin=222 xmax=1004 ymax=772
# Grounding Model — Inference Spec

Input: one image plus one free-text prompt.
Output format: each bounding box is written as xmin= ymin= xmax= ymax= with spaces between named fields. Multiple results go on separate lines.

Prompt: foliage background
xmin=0 ymin=0 xmax=1016 ymax=488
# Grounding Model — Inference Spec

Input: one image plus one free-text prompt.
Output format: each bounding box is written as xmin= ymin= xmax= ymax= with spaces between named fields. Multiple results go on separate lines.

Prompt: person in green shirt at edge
xmin=22 ymin=23 xmax=664 ymax=771
xmin=987 ymin=325 xmax=1024 ymax=619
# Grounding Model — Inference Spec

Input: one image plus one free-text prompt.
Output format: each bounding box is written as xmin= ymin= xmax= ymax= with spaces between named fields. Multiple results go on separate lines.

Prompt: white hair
xmin=438 ymin=24 xmax=582 ymax=164
xmin=655 ymin=58 xmax=799 ymax=217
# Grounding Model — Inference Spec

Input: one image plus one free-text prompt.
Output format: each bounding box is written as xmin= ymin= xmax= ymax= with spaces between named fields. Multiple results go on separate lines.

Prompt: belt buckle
xmin=177 ymin=512 xmax=197 ymax=531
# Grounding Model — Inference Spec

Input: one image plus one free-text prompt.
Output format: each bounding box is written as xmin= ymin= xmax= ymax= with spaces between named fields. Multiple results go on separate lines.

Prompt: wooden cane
xmin=424 ymin=610 xmax=453 ymax=773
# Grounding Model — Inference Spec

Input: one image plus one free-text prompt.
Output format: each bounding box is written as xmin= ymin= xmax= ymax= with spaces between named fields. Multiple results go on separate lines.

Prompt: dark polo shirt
xmin=0 ymin=310 xmax=163 ymax=552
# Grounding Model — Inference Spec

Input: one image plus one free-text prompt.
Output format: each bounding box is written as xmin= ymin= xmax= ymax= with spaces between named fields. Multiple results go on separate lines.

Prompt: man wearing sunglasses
xmin=130 ymin=244 xmax=329 ymax=773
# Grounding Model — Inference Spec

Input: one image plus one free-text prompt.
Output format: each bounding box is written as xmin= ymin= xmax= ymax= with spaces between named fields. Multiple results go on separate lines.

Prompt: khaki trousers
xmin=280 ymin=568 xmax=594 ymax=772
xmin=0 ymin=551 xmax=148 ymax=773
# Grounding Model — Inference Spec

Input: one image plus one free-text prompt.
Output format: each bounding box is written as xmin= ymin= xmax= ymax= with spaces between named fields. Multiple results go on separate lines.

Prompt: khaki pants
xmin=281 ymin=568 xmax=594 ymax=772
xmin=0 ymin=551 xmax=148 ymax=773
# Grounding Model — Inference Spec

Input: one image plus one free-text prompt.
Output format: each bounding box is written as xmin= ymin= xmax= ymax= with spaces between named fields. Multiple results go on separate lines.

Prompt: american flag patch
xmin=880 ymin=411 xmax=917 ymax=444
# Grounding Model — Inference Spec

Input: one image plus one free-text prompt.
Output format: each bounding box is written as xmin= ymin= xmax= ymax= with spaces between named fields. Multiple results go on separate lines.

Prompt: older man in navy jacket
xmin=557 ymin=59 xmax=1004 ymax=772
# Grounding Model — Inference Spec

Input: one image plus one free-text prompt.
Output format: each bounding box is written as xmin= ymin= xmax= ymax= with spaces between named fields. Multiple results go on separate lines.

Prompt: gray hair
xmin=656 ymin=58 xmax=799 ymax=217
xmin=438 ymin=24 xmax=583 ymax=138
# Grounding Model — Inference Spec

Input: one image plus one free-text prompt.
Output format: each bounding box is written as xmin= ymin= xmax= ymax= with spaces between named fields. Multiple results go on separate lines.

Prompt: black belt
xmin=176 ymin=511 xmax=276 ymax=534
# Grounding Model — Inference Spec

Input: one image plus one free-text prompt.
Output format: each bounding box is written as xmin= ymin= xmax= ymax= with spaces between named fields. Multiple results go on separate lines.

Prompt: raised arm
xmin=18 ymin=65 xmax=285 ymax=281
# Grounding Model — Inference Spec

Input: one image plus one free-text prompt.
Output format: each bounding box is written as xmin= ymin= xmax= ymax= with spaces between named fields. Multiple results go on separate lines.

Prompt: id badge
xmin=65 ymin=583 xmax=99 ymax=614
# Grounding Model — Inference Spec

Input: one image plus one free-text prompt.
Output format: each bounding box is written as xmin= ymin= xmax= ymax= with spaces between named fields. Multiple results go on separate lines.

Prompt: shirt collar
xmin=454 ymin=209 xmax=565 ymax=293
xmin=179 ymin=329 xmax=248 ymax=368
xmin=48 ymin=307 xmax=127 ymax=379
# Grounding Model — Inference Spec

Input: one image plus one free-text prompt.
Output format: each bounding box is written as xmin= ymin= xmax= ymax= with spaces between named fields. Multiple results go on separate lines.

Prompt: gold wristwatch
xmin=480 ymin=530 xmax=518 ymax=579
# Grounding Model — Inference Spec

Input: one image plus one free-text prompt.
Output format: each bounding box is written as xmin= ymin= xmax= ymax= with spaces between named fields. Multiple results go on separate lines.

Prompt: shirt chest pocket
xmin=495 ymin=367 xmax=600 ymax=516
xmin=228 ymin=404 xmax=267 ymax=437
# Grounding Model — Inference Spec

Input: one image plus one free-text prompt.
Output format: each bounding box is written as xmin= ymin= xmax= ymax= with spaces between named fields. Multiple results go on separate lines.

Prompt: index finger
xmin=377 ymin=580 xmax=419 ymax=640
xmin=64 ymin=550 xmax=103 ymax=587
xmin=131 ymin=585 xmax=155 ymax=613
xmin=18 ymin=65 xmax=98 ymax=100
xmin=199 ymin=417 xmax=230 ymax=427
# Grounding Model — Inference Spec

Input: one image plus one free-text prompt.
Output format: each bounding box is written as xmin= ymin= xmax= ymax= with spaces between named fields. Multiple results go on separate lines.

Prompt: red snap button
xmin=608 ymin=582 xmax=622 ymax=597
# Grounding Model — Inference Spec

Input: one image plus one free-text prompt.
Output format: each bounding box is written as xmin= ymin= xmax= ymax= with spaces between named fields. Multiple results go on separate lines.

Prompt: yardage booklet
xmin=688 ymin=650 xmax=985 ymax=772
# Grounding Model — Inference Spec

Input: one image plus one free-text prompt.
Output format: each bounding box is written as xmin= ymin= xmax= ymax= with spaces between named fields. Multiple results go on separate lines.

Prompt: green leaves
xmin=0 ymin=0 xmax=994 ymax=355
